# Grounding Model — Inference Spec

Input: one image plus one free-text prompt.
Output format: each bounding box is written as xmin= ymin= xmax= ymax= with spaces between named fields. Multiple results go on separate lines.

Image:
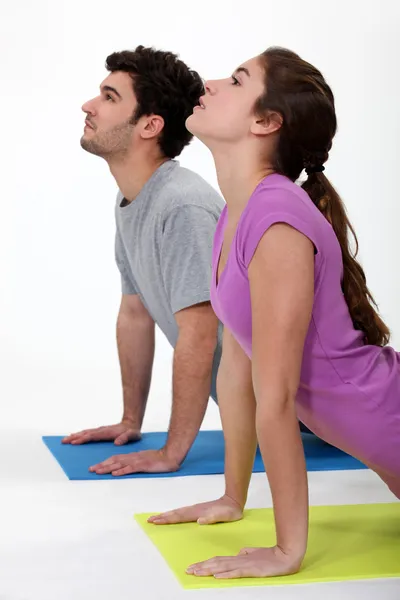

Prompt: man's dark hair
xmin=106 ymin=45 xmax=204 ymax=158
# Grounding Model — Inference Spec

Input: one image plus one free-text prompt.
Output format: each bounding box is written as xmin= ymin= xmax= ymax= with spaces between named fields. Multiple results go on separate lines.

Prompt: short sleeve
xmin=161 ymin=205 xmax=216 ymax=313
xmin=115 ymin=229 xmax=138 ymax=295
xmin=238 ymin=189 xmax=320 ymax=268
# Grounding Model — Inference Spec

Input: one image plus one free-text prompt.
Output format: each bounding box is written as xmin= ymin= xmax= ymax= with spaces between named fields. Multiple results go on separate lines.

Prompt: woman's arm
xmin=218 ymin=325 xmax=257 ymax=509
xmin=148 ymin=324 xmax=257 ymax=525
xmin=249 ymin=222 xmax=314 ymax=560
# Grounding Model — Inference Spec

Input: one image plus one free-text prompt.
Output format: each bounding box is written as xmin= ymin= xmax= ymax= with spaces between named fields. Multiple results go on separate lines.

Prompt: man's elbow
xmin=175 ymin=304 xmax=219 ymax=352
xmin=179 ymin=326 xmax=218 ymax=354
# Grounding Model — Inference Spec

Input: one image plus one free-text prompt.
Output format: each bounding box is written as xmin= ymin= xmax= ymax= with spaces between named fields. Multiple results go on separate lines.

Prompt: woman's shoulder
xmin=248 ymin=174 xmax=316 ymax=218
xmin=237 ymin=174 xmax=327 ymax=267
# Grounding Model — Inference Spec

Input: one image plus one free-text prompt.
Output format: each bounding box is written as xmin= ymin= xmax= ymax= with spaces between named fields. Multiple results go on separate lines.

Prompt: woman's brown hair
xmin=256 ymin=47 xmax=390 ymax=346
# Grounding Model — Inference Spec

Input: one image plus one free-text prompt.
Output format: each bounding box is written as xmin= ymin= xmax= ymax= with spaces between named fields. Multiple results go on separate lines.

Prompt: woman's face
xmin=186 ymin=56 xmax=266 ymax=147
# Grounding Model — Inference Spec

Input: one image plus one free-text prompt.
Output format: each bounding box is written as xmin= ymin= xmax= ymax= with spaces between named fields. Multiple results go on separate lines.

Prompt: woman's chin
xmin=185 ymin=114 xmax=215 ymax=150
xmin=185 ymin=112 xmax=199 ymax=134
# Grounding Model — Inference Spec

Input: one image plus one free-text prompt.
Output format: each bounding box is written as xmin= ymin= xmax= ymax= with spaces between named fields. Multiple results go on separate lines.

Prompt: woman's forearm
xmin=256 ymin=398 xmax=309 ymax=557
xmin=217 ymin=330 xmax=258 ymax=509
xmin=218 ymin=366 xmax=257 ymax=508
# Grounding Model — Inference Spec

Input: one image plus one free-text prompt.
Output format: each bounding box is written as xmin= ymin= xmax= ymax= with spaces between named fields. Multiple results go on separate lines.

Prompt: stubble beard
xmin=80 ymin=119 xmax=135 ymax=160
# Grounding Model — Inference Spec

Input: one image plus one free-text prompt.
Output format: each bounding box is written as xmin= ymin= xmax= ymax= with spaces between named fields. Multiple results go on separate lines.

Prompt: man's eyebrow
xmin=234 ymin=67 xmax=250 ymax=77
xmin=101 ymin=85 xmax=122 ymax=99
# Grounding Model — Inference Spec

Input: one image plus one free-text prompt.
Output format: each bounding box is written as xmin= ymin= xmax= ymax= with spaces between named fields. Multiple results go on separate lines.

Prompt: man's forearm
xmin=117 ymin=309 xmax=155 ymax=430
xmin=163 ymin=335 xmax=216 ymax=464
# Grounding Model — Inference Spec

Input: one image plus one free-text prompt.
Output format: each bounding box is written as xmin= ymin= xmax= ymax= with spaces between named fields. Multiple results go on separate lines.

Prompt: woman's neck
xmin=212 ymin=144 xmax=275 ymax=218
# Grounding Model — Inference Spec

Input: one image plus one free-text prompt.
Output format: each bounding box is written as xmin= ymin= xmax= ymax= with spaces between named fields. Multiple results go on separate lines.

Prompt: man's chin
xmin=80 ymin=136 xmax=103 ymax=157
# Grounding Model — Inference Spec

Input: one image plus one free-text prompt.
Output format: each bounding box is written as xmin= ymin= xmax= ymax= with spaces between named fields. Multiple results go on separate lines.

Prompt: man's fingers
xmin=91 ymin=461 xmax=122 ymax=474
xmin=89 ymin=456 xmax=125 ymax=472
xmin=62 ymin=430 xmax=90 ymax=443
xmin=64 ymin=426 xmax=122 ymax=445
xmin=115 ymin=430 xmax=142 ymax=445
xmin=71 ymin=433 xmax=94 ymax=445
xmin=112 ymin=465 xmax=134 ymax=476
xmin=94 ymin=453 xmax=127 ymax=468
xmin=64 ymin=427 xmax=141 ymax=446
xmin=65 ymin=428 xmax=107 ymax=445
xmin=114 ymin=433 xmax=130 ymax=445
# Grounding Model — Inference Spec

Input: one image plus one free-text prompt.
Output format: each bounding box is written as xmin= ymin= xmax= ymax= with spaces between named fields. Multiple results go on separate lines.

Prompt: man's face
xmin=80 ymin=71 xmax=138 ymax=158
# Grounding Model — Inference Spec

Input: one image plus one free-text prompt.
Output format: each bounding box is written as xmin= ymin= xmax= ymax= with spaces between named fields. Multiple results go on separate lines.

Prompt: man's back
xmin=115 ymin=159 xmax=225 ymax=347
xmin=115 ymin=160 xmax=224 ymax=402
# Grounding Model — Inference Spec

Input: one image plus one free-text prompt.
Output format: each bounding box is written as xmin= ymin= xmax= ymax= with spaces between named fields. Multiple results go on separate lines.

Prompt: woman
xmin=148 ymin=47 xmax=400 ymax=579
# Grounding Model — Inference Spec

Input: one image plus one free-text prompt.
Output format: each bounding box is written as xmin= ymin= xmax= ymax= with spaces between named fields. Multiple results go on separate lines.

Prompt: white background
xmin=1 ymin=1 xmax=399 ymax=599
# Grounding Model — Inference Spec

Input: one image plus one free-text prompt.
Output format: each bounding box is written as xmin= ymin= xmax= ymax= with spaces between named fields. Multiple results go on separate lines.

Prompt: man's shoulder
xmin=161 ymin=164 xmax=225 ymax=215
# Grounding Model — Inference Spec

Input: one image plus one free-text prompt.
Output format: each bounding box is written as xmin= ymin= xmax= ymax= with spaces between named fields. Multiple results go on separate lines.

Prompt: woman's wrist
xmin=277 ymin=536 xmax=308 ymax=562
xmin=221 ymin=492 xmax=246 ymax=512
xmin=274 ymin=544 xmax=306 ymax=572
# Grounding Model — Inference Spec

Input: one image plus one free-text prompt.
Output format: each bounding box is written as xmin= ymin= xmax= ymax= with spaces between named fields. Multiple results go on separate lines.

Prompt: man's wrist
xmin=162 ymin=442 xmax=188 ymax=466
xmin=121 ymin=414 xmax=140 ymax=429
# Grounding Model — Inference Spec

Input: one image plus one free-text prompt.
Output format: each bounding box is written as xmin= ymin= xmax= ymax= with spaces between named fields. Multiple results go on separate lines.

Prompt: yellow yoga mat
xmin=134 ymin=503 xmax=400 ymax=589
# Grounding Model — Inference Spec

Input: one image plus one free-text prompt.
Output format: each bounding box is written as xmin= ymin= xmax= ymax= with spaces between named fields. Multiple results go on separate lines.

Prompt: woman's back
xmin=212 ymin=173 xmax=400 ymax=476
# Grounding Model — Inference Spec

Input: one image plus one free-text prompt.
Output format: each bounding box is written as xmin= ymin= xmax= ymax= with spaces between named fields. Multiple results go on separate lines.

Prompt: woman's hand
xmin=186 ymin=545 xmax=304 ymax=579
xmin=147 ymin=494 xmax=243 ymax=525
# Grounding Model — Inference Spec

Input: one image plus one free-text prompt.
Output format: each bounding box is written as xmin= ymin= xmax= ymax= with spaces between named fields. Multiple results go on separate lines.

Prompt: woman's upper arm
xmin=248 ymin=222 xmax=315 ymax=403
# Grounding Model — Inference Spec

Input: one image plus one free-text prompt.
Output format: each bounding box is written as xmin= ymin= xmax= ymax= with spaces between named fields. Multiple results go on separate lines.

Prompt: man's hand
xmin=62 ymin=421 xmax=141 ymax=446
xmin=89 ymin=448 xmax=180 ymax=476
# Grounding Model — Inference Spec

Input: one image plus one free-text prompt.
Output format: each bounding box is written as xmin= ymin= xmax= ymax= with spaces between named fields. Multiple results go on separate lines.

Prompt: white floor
xmin=1 ymin=359 xmax=400 ymax=600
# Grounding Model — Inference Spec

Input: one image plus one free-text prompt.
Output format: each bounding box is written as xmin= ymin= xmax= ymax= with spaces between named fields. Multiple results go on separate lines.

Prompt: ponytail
xmin=302 ymin=173 xmax=390 ymax=346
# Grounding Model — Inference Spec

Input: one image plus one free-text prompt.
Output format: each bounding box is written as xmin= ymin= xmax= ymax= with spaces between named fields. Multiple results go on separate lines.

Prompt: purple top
xmin=211 ymin=174 xmax=400 ymax=477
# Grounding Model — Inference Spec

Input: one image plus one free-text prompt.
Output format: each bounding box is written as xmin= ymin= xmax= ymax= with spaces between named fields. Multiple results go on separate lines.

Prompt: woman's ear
xmin=251 ymin=111 xmax=283 ymax=137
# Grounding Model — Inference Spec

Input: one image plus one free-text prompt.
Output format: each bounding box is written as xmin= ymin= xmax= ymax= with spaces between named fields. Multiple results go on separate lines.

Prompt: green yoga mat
xmin=134 ymin=503 xmax=400 ymax=589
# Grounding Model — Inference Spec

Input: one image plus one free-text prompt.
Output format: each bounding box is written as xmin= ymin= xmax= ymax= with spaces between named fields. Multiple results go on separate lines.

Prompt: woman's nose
xmin=204 ymin=80 xmax=216 ymax=95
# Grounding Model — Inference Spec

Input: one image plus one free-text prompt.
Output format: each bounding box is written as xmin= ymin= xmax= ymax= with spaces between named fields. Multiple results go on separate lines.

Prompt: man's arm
xmin=63 ymin=293 xmax=155 ymax=446
xmin=86 ymin=203 xmax=222 ymax=473
xmin=117 ymin=294 xmax=155 ymax=430
xmin=88 ymin=299 xmax=218 ymax=475
xmin=158 ymin=204 xmax=223 ymax=462
xmin=163 ymin=301 xmax=219 ymax=464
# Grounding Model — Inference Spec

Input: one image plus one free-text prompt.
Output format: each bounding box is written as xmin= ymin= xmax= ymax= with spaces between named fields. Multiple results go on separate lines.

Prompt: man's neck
xmin=108 ymin=152 xmax=170 ymax=203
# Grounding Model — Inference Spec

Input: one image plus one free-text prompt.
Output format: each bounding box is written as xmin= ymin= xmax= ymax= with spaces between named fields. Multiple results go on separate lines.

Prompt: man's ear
xmin=250 ymin=110 xmax=283 ymax=137
xmin=140 ymin=115 xmax=165 ymax=139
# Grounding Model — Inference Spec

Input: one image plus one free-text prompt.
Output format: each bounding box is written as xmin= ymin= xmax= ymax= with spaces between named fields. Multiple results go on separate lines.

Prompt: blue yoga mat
xmin=42 ymin=431 xmax=367 ymax=480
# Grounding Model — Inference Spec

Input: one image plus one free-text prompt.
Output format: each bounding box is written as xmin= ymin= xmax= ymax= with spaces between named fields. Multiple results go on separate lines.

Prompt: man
xmin=62 ymin=46 xmax=225 ymax=475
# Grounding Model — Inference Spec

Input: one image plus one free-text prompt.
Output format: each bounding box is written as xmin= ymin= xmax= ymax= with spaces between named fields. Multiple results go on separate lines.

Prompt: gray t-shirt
xmin=114 ymin=159 xmax=225 ymax=401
